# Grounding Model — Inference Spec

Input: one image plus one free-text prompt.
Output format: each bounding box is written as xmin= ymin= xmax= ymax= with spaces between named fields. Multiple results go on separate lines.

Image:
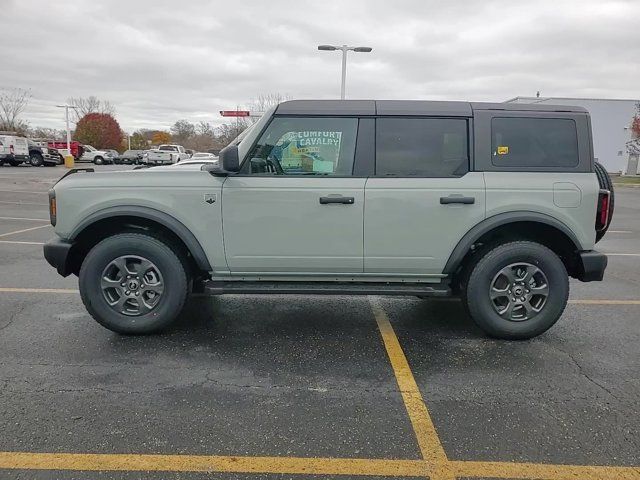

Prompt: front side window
xmin=244 ymin=117 xmax=358 ymax=175
xmin=491 ymin=117 xmax=579 ymax=168
xmin=376 ymin=118 xmax=468 ymax=177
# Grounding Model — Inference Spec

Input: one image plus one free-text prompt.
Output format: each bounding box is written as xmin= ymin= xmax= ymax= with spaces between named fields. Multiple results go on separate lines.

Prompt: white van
xmin=0 ymin=134 xmax=30 ymax=166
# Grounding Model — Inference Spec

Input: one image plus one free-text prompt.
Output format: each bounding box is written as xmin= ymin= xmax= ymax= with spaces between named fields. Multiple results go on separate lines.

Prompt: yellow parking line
xmin=0 ymin=287 xmax=78 ymax=294
xmin=369 ymin=297 xmax=454 ymax=480
xmin=452 ymin=460 xmax=640 ymax=479
xmin=0 ymin=224 xmax=50 ymax=238
xmin=0 ymin=452 xmax=428 ymax=477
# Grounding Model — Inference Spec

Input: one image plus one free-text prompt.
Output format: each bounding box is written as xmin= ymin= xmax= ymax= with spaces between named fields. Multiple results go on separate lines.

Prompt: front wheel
xmin=79 ymin=233 xmax=189 ymax=334
xmin=462 ymin=241 xmax=569 ymax=340
xmin=30 ymin=153 xmax=44 ymax=167
xmin=94 ymin=156 xmax=104 ymax=165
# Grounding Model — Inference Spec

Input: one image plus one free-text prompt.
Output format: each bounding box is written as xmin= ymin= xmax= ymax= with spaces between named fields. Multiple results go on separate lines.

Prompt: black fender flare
xmin=443 ymin=211 xmax=582 ymax=275
xmin=69 ymin=205 xmax=212 ymax=271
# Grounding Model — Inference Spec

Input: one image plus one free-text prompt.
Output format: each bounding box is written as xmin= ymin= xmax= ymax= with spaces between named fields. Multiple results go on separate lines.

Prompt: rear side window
xmin=376 ymin=118 xmax=468 ymax=177
xmin=244 ymin=117 xmax=358 ymax=176
xmin=491 ymin=117 xmax=579 ymax=168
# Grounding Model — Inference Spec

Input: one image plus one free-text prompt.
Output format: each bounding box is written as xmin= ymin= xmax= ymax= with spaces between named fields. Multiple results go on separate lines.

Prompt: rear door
xmin=222 ymin=116 xmax=366 ymax=274
xmin=364 ymin=117 xmax=486 ymax=276
xmin=13 ymin=137 xmax=28 ymax=158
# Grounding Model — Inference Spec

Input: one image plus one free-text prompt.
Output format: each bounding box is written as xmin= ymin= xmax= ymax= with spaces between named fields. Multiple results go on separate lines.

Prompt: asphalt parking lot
xmin=0 ymin=164 xmax=638 ymax=480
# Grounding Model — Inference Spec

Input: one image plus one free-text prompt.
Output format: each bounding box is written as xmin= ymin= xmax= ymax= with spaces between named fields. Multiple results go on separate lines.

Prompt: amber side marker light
xmin=48 ymin=189 xmax=57 ymax=226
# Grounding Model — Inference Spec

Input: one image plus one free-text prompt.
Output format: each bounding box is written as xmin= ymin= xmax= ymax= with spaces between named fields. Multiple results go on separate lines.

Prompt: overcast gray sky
xmin=1 ymin=0 xmax=638 ymax=132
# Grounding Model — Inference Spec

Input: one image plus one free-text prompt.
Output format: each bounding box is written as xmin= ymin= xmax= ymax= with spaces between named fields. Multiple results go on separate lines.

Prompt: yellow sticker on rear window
xmin=497 ymin=146 xmax=509 ymax=155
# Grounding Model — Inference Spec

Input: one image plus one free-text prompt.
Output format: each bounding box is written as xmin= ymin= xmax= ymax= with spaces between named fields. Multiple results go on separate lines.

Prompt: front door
xmin=364 ymin=117 xmax=486 ymax=276
xmin=222 ymin=116 xmax=365 ymax=274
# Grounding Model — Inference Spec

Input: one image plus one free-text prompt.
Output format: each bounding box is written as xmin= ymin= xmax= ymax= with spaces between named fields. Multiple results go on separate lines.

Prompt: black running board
xmin=202 ymin=281 xmax=451 ymax=297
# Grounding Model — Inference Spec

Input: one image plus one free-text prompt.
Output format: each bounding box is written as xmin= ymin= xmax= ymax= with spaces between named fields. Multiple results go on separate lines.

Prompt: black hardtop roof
xmin=275 ymin=99 xmax=588 ymax=116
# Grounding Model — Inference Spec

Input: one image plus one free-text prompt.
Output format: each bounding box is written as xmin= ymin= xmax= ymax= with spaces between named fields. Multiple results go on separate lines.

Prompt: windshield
xmin=84 ymin=145 xmax=96 ymax=152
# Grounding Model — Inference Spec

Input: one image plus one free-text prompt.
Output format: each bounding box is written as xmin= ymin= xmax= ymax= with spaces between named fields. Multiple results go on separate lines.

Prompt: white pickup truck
xmin=144 ymin=144 xmax=190 ymax=165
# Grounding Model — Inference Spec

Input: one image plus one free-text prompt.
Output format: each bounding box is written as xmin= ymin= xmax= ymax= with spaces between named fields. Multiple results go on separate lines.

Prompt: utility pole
xmin=56 ymin=104 xmax=77 ymax=155
xmin=317 ymin=45 xmax=372 ymax=99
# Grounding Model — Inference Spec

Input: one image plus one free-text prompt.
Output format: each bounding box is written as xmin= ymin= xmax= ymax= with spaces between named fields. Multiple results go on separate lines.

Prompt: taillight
xmin=596 ymin=189 xmax=610 ymax=231
xmin=48 ymin=189 xmax=57 ymax=226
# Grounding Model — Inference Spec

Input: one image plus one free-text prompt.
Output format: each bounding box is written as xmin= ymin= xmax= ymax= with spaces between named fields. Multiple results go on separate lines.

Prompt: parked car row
xmin=1 ymin=134 xmax=216 ymax=168
xmin=0 ymin=134 xmax=61 ymax=167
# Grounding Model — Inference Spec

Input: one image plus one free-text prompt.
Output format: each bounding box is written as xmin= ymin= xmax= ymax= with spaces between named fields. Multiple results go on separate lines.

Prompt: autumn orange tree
xmin=151 ymin=131 xmax=171 ymax=144
xmin=74 ymin=113 xmax=123 ymax=150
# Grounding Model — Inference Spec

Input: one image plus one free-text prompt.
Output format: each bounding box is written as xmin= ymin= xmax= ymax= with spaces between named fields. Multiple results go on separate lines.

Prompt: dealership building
xmin=504 ymin=96 xmax=638 ymax=173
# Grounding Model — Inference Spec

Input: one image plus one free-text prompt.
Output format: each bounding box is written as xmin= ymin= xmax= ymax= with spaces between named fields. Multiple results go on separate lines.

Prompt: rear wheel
xmin=79 ymin=233 xmax=189 ymax=334
xmin=29 ymin=153 xmax=44 ymax=167
xmin=594 ymin=162 xmax=614 ymax=243
xmin=462 ymin=241 xmax=569 ymax=340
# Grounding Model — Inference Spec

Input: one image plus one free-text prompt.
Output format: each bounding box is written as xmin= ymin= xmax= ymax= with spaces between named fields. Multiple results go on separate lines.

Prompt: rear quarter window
xmin=491 ymin=117 xmax=579 ymax=168
xmin=375 ymin=118 xmax=469 ymax=177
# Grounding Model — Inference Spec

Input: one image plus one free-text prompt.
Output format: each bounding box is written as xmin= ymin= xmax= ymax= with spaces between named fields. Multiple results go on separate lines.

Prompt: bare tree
xmin=30 ymin=126 xmax=66 ymax=141
xmin=246 ymin=93 xmax=291 ymax=124
xmin=196 ymin=121 xmax=214 ymax=137
xmin=0 ymin=87 xmax=31 ymax=131
xmin=67 ymin=96 xmax=115 ymax=122
xmin=170 ymin=119 xmax=196 ymax=144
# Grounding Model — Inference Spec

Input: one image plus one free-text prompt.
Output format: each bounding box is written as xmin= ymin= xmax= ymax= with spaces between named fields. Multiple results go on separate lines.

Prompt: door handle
xmin=440 ymin=195 xmax=475 ymax=205
xmin=319 ymin=196 xmax=355 ymax=205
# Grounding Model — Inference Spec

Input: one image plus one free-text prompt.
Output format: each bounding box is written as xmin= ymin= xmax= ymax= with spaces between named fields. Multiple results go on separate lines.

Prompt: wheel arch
xmin=444 ymin=212 xmax=582 ymax=277
xmin=68 ymin=206 xmax=212 ymax=275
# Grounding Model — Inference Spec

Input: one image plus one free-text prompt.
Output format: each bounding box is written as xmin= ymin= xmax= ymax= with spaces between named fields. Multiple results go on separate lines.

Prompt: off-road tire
xmin=594 ymin=161 xmax=614 ymax=243
xmin=79 ymin=233 xmax=189 ymax=334
xmin=462 ymin=241 xmax=569 ymax=340
xmin=29 ymin=153 xmax=44 ymax=167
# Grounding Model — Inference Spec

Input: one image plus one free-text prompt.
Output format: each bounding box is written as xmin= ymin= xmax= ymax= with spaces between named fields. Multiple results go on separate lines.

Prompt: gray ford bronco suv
xmin=44 ymin=100 xmax=613 ymax=339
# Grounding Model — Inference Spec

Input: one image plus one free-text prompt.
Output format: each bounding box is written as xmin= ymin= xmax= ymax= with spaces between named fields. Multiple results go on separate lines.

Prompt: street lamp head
xmin=318 ymin=45 xmax=337 ymax=51
xmin=353 ymin=47 xmax=372 ymax=53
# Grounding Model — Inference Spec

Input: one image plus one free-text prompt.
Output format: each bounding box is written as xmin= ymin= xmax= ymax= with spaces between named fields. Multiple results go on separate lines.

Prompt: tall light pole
xmin=56 ymin=104 xmax=77 ymax=155
xmin=318 ymin=45 xmax=372 ymax=99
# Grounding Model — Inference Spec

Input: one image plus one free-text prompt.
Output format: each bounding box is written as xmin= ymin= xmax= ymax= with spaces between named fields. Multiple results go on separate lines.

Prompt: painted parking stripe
xmin=0 ymin=240 xmax=45 ymax=245
xmin=608 ymin=230 xmax=633 ymax=233
xmin=369 ymin=297 xmax=454 ymax=480
xmin=0 ymin=189 xmax=48 ymax=194
xmin=0 ymin=200 xmax=48 ymax=206
xmin=0 ymin=216 xmax=49 ymax=221
xmin=0 ymin=453 xmax=638 ymax=479
xmin=0 ymin=452 xmax=428 ymax=477
xmin=569 ymin=299 xmax=640 ymax=305
xmin=0 ymin=224 xmax=50 ymax=238
xmin=606 ymin=253 xmax=640 ymax=257
xmin=0 ymin=287 xmax=78 ymax=294
xmin=451 ymin=460 xmax=640 ymax=479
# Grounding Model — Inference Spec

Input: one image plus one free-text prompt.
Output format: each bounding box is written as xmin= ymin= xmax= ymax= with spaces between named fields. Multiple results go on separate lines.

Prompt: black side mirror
xmin=219 ymin=145 xmax=240 ymax=172
xmin=201 ymin=163 xmax=227 ymax=176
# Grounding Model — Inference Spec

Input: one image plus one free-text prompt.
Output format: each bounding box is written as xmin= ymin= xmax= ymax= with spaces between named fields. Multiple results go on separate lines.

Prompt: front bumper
xmin=43 ymin=153 xmax=60 ymax=164
xmin=43 ymin=236 xmax=73 ymax=277
xmin=575 ymin=250 xmax=607 ymax=282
